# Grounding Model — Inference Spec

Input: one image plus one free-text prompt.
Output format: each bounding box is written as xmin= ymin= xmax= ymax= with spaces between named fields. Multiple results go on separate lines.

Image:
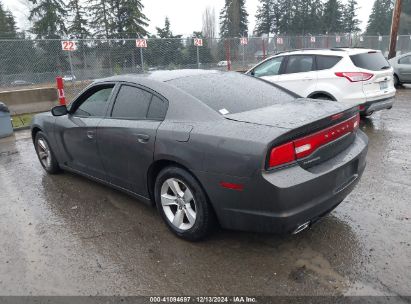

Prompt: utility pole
xmin=388 ymin=0 xmax=402 ymax=59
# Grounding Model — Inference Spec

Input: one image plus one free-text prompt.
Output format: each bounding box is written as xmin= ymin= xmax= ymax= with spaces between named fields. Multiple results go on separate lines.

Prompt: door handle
xmin=136 ymin=134 xmax=150 ymax=143
xmin=86 ymin=130 xmax=95 ymax=139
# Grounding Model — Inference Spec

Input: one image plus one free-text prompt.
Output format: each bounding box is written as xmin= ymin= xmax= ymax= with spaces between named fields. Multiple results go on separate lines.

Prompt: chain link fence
xmin=1 ymin=34 xmax=411 ymax=102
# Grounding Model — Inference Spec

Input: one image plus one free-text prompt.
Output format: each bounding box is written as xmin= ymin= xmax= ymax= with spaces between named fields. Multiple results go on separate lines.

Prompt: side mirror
xmin=249 ymin=70 xmax=255 ymax=76
xmin=51 ymin=105 xmax=68 ymax=116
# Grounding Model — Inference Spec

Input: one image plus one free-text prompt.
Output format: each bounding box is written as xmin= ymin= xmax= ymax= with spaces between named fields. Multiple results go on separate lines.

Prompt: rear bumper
xmin=360 ymin=97 xmax=395 ymax=115
xmin=194 ymin=131 xmax=368 ymax=234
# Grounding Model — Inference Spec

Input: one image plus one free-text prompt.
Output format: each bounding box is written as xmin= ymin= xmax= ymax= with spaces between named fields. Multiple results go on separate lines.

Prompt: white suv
xmin=246 ymin=48 xmax=396 ymax=116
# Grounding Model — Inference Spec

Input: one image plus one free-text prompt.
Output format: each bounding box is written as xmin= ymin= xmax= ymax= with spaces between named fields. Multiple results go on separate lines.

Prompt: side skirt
xmin=59 ymin=164 xmax=154 ymax=206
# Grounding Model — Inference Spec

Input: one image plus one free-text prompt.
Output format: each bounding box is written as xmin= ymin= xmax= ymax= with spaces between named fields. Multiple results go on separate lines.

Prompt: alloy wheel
xmin=160 ymin=178 xmax=197 ymax=230
xmin=37 ymin=138 xmax=52 ymax=169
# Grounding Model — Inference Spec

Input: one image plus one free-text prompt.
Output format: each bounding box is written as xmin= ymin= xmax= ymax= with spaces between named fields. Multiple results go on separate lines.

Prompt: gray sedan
xmin=389 ymin=52 xmax=411 ymax=87
xmin=31 ymin=70 xmax=368 ymax=241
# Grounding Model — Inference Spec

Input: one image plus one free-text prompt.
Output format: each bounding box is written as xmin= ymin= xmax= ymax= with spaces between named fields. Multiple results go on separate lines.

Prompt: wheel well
xmin=146 ymin=160 xmax=218 ymax=223
xmin=308 ymin=92 xmax=336 ymax=101
xmin=147 ymin=160 xmax=191 ymax=204
xmin=31 ymin=127 xmax=41 ymax=142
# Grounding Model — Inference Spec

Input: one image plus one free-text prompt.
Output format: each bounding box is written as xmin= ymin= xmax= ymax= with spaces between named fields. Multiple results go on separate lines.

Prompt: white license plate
xmin=380 ymin=81 xmax=388 ymax=90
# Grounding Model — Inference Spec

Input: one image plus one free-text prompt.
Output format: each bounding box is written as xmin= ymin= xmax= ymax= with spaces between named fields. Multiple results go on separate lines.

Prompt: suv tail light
xmin=267 ymin=113 xmax=360 ymax=169
xmin=335 ymin=72 xmax=374 ymax=82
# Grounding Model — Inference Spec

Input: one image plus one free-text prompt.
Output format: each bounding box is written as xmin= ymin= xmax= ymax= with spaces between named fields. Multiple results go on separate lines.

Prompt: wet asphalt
xmin=0 ymin=87 xmax=410 ymax=297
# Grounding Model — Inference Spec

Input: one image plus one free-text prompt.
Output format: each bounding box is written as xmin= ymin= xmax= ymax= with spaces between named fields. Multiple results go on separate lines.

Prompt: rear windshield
xmin=169 ymin=72 xmax=296 ymax=115
xmin=350 ymin=52 xmax=390 ymax=71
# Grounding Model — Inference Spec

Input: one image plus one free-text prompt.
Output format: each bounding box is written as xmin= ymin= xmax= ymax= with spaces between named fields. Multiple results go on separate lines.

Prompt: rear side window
xmin=316 ymin=56 xmax=342 ymax=70
xmin=350 ymin=52 xmax=390 ymax=71
xmin=111 ymin=85 xmax=152 ymax=119
xmin=169 ymin=72 xmax=295 ymax=115
xmin=284 ymin=55 xmax=314 ymax=74
xmin=147 ymin=95 xmax=167 ymax=120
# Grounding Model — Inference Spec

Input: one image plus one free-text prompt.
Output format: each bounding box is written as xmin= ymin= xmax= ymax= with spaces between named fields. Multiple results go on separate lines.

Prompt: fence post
xmin=262 ymin=38 xmax=266 ymax=60
xmin=68 ymin=51 xmax=75 ymax=83
xmin=56 ymin=76 xmax=66 ymax=106
xmin=197 ymin=45 xmax=200 ymax=69
xmin=140 ymin=47 xmax=145 ymax=73
xmin=225 ymin=39 xmax=231 ymax=71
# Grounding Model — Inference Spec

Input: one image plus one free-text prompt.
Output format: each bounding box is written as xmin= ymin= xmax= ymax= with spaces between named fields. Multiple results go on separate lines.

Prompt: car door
xmin=398 ymin=55 xmax=411 ymax=82
xmin=54 ymin=83 xmax=115 ymax=180
xmin=97 ymin=83 xmax=167 ymax=196
xmin=277 ymin=55 xmax=317 ymax=97
xmin=250 ymin=56 xmax=284 ymax=82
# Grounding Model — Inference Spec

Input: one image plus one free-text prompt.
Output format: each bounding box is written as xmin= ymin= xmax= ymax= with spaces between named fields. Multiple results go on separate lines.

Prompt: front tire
xmin=394 ymin=74 xmax=401 ymax=88
xmin=34 ymin=131 xmax=60 ymax=174
xmin=154 ymin=166 xmax=216 ymax=241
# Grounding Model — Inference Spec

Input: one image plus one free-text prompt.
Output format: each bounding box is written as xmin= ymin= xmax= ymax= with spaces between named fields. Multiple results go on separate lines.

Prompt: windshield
xmin=168 ymin=72 xmax=296 ymax=115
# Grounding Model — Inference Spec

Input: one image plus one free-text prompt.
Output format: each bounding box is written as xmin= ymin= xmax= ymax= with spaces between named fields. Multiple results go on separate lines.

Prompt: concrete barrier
xmin=0 ymin=87 xmax=58 ymax=115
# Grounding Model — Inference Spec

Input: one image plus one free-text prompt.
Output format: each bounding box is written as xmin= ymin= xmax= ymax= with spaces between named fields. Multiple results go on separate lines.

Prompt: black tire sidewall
xmin=154 ymin=166 xmax=214 ymax=241
xmin=34 ymin=131 xmax=60 ymax=174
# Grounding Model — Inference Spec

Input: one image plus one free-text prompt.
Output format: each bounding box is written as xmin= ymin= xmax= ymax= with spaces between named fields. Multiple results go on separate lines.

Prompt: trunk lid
xmin=225 ymin=98 xmax=349 ymax=130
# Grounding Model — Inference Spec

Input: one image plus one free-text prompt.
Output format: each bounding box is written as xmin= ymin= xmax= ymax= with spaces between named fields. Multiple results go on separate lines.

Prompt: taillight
xmin=268 ymin=142 xmax=295 ymax=168
xmin=335 ymin=72 xmax=374 ymax=82
xmin=268 ymin=114 xmax=360 ymax=169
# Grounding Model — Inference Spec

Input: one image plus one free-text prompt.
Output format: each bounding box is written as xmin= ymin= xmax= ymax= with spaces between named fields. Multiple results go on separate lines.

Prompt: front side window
xmin=399 ymin=56 xmax=411 ymax=65
xmin=111 ymin=85 xmax=152 ymax=120
xmin=73 ymin=86 xmax=114 ymax=117
xmin=284 ymin=55 xmax=315 ymax=74
xmin=253 ymin=56 xmax=284 ymax=77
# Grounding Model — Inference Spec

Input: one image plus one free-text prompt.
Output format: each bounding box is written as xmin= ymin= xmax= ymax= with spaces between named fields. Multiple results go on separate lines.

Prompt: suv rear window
xmin=169 ymin=73 xmax=296 ymax=115
xmin=350 ymin=52 xmax=390 ymax=71
xmin=316 ymin=55 xmax=342 ymax=70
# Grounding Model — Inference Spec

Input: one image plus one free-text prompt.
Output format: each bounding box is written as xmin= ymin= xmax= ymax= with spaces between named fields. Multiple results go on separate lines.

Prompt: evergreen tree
xmin=183 ymin=31 xmax=213 ymax=66
xmin=28 ymin=0 xmax=67 ymax=38
xmin=276 ymin=0 xmax=293 ymax=35
xmin=89 ymin=0 xmax=112 ymax=38
xmin=146 ymin=17 xmax=184 ymax=68
xmin=366 ymin=0 xmax=394 ymax=35
xmin=220 ymin=0 xmax=248 ymax=37
xmin=255 ymin=0 xmax=272 ymax=36
xmin=0 ymin=2 xmax=18 ymax=39
xmin=67 ymin=0 xmax=90 ymax=39
xmin=342 ymin=0 xmax=360 ymax=33
xmin=399 ymin=0 xmax=411 ymax=35
xmin=322 ymin=0 xmax=344 ymax=34
xmin=111 ymin=0 xmax=149 ymax=38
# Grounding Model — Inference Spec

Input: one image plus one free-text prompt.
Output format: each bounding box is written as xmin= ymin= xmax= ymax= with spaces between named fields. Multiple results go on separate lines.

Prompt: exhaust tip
xmin=292 ymin=221 xmax=311 ymax=235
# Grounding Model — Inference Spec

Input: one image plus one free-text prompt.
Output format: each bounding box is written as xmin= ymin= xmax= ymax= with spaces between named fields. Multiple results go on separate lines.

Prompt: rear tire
xmin=34 ymin=131 xmax=60 ymax=174
xmin=311 ymin=94 xmax=333 ymax=101
xmin=154 ymin=166 xmax=216 ymax=241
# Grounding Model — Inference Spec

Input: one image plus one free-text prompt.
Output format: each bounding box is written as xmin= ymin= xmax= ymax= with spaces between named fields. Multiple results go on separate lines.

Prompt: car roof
xmin=271 ymin=48 xmax=379 ymax=57
xmin=97 ymin=69 xmax=220 ymax=83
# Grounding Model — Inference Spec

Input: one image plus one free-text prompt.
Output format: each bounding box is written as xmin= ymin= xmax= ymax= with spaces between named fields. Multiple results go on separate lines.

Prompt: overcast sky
xmin=4 ymin=0 xmax=375 ymax=37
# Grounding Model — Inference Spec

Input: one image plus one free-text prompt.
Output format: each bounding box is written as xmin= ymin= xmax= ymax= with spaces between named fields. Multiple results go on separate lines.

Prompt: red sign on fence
xmin=336 ymin=36 xmax=341 ymax=43
xmin=61 ymin=41 xmax=77 ymax=51
xmin=310 ymin=36 xmax=316 ymax=43
xmin=194 ymin=38 xmax=203 ymax=47
xmin=240 ymin=37 xmax=248 ymax=45
xmin=276 ymin=37 xmax=284 ymax=45
xmin=136 ymin=39 xmax=148 ymax=48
